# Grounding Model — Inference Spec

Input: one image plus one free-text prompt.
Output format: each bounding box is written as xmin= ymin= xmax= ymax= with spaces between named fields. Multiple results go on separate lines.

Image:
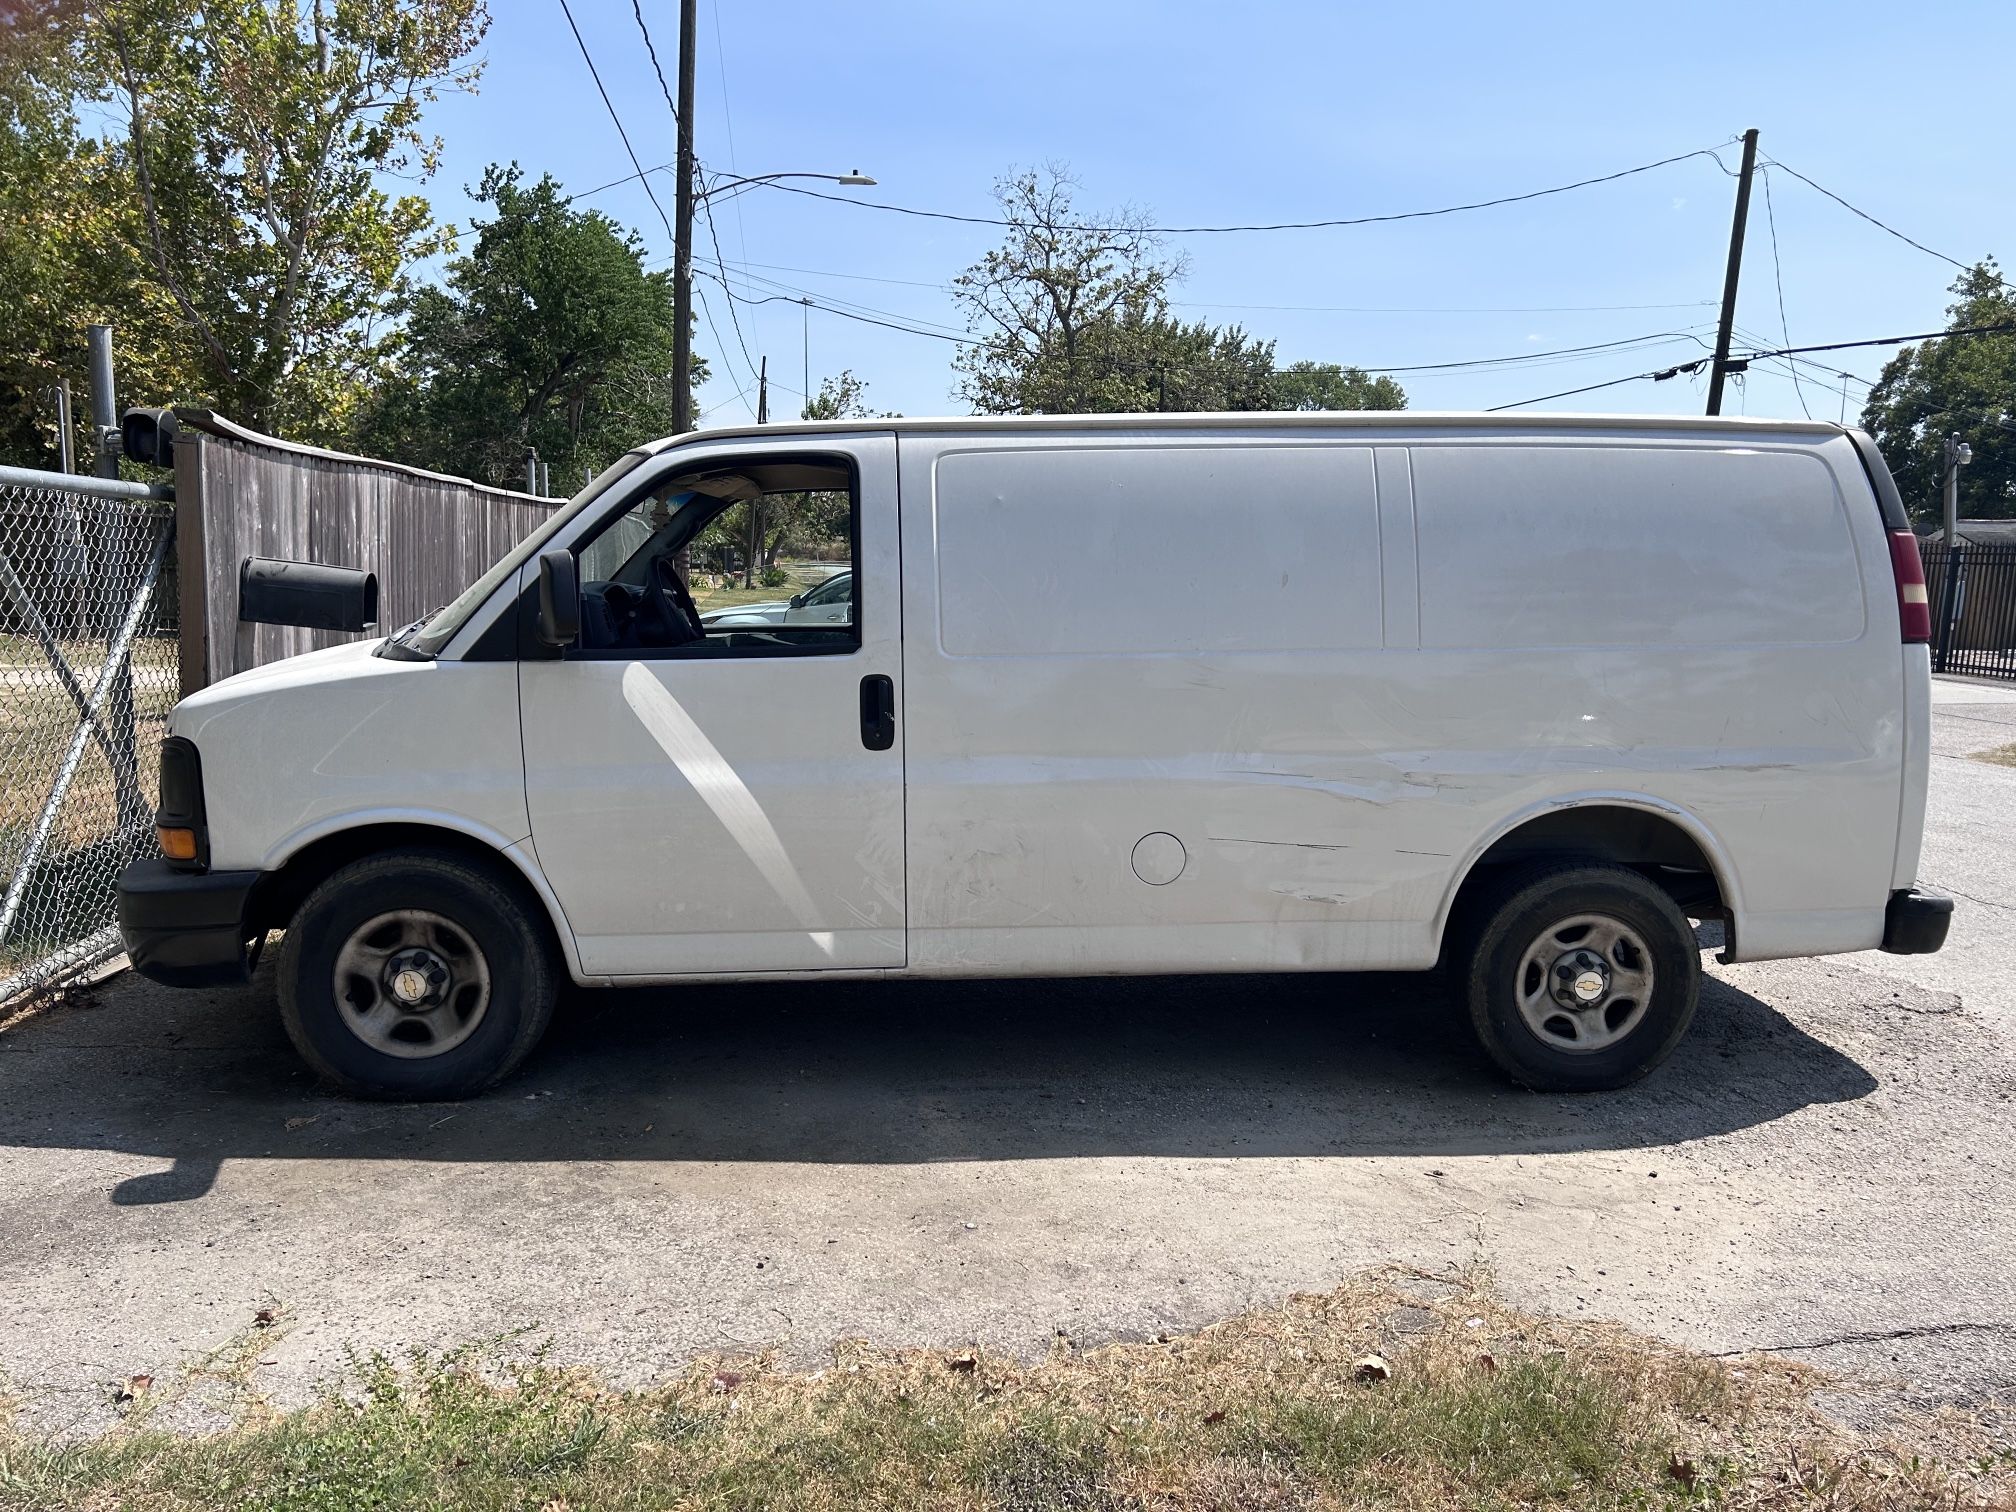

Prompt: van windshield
xmin=405 ymin=449 xmax=654 ymax=656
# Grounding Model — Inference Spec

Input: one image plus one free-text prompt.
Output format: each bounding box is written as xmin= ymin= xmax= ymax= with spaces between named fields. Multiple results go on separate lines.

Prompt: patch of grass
xmin=2 ymin=1275 xmax=2008 ymax=1511
xmin=1970 ymin=742 xmax=2016 ymax=767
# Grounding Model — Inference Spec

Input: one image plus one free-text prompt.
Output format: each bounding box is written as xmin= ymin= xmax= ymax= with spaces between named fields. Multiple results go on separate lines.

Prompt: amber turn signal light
xmin=157 ymin=826 xmax=199 ymax=862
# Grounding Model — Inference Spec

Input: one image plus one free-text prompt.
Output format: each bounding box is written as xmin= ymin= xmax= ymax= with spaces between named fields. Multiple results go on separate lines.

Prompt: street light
xmin=1942 ymin=433 xmax=1973 ymax=548
xmin=673 ymin=170 xmax=877 ymax=434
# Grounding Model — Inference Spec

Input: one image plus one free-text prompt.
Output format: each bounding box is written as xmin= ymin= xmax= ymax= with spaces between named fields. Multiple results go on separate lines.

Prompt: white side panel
xmin=170 ymin=642 xmax=529 ymax=870
xmin=932 ymin=445 xmax=1382 ymax=656
xmin=1409 ymin=437 xmax=1902 ymax=962
xmin=903 ymin=432 xmax=1430 ymax=974
xmin=1413 ymin=445 xmax=1866 ymax=648
xmin=899 ymin=427 xmax=1905 ymax=977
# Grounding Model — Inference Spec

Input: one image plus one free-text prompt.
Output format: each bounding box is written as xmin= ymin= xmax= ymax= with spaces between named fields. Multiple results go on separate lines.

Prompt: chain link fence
xmin=0 ymin=474 xmax=177 ymax=999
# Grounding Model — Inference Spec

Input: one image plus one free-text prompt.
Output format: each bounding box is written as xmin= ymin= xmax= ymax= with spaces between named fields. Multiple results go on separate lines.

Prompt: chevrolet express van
xmin=117 ymin=413 xmax=1951 ymax=1100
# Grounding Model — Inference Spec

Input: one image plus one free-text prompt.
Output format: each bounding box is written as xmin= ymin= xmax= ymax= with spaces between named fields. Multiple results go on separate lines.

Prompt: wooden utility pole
xmin=669 ymin=0 xmax=698 ymax=433
xmin=1705 ymin=128 xmax=1759 ymax=416
xmin=756 ymin=354 xmax=770 ymax=423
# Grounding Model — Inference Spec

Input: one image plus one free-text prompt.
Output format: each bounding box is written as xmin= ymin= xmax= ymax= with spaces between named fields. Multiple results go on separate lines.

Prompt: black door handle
xmin=859 ymin=674 xmax=895 ymax=750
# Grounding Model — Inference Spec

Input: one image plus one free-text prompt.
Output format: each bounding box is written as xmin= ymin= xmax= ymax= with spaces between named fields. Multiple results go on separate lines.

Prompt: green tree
xmin=950 ymin=166 xmax=1177 ymax=414
xmin=359 ymin=166 xmax=701 ymax=488
xmin=79 ymin=0 xmax=489 ymax=438
xmin=0 ymin=0 xmax=194 ymax=461
xmin=950 ymin=166 xmax=1403 ymax=416
xmin=1271 ymin=359 xmax=1406 ymax=412
xmin=1861 ymin=261 xmax=2016 ymax=522
xmin=800 ymin=368 xmax=893 ymax=421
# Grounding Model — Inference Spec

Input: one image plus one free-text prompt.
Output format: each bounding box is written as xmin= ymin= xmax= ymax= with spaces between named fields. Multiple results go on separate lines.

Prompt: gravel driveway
xmin=4 ymin=678 xmax=2013 ymax=1433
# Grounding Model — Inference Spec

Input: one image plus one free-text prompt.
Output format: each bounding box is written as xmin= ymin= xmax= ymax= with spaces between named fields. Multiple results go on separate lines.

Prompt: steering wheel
xmin=647 ymin=553 xmax=707 ymax=645
xmin=601 ymin=581 xmax=640 ymax=637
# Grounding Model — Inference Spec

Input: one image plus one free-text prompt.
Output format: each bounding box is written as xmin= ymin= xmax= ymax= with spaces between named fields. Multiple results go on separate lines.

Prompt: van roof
xmin=643 ymin=410 xmax=1847 ymax=454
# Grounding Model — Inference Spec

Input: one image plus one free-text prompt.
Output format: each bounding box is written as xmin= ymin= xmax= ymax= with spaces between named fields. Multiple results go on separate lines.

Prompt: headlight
xmin=154 ymin=736 xmax=208 ymax=871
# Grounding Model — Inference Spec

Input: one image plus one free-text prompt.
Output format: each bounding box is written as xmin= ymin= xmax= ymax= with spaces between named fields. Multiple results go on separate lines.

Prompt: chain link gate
xmin=0 ymin=470 xmax=177 ymax=999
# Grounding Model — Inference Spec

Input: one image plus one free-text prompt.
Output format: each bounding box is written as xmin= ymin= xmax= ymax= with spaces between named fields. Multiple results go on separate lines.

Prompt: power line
xmin=554 ymin=0 xmax=675 ymax=244
xmin=1173 ymin=297 xmax=1719 ymax=315
xmin=713 ymin=257 xmax=948 ymax=291
xmin=1733 ymin=322 xmax=1872 ymax=392
xmin=1759 ymin=169 xmax=1811 ymax=418
xmin=1780 ymin=353 xmax=1872 ymax=388
xmin=1737 ymin=323 xmax=2016 ymax=361
xmin=569 ymin=158 xmax=675 ymax=204
xmin=629 ymin=0 xmax=679 ymax=128
xmin=702 ymin=255 xmax=1720 ymax=316
xmin=1487 ymin=361 xmax=1707 ymax=412
xmin=1361 ymin=330 xmax=1711 ymax=376
xmin=696 ymin=278 xmax=1716 ymax=383
xmin=1763 ymin=157 xmax=1995 ymax=281
xmin=700 ymin=195 xmax=759 ymax=382
xmin=700 ymin=255 xmax=975 ymax=339
xmin=706 ymin=0 xmax=748 ymax=252
xmin=700 ymin=272 xmax=979 ymax=344
xmin=754 ymin=143 xmax=1738 ymax=235
xmin=699 ymin=253 xmax=1717 ymax=373
xmin=693 ymin=278 xmax=753 ymax=395
xmin=695 ymin=378 xmax=755 ymax=422
xmin=699 ymin=275 xmax=1725 ymax=396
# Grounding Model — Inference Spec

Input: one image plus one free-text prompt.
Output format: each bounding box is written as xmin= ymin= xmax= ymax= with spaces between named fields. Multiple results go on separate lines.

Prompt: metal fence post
xmin=1934 ymin=543 xmax=1964 ymax=675
xmin=87 ymin=325 xmax=118 ymax=482
xmin=51 ymin=379 xmax=75 ymax=474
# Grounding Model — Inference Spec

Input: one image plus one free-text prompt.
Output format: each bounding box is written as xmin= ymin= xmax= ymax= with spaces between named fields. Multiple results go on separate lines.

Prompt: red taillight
xmin=1888 ymin=529 xmax=1932 ymax=644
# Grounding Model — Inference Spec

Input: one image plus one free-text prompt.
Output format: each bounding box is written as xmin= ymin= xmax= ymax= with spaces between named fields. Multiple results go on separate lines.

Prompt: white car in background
xmin=700 ymin=569 xmax=852 ymax=628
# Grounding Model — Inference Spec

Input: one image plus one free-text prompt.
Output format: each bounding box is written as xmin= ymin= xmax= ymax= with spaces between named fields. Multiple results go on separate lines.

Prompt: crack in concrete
xmin=1920 ymin=880 xmax=2016 ymax=916
xmin=1715 ymin=1321 xmax=2016 ymax=1357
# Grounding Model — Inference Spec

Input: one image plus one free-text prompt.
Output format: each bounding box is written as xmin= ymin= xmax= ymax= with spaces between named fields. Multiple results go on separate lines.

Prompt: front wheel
xmin=1462 ymin=861 xmax=1700 ymax=1092
xmin=277 ymin=851 xmax=557 ymax=1100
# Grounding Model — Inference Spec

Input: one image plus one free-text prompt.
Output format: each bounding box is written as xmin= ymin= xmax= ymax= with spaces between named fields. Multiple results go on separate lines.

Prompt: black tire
xmin=277 ymin=850 xmax=557 ymax=1100
xmin=1460 ymin=860 xmax=1699 ymax=1092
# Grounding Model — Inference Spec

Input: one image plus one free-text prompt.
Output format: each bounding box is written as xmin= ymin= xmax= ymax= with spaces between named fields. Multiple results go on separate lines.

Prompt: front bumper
xmin=1880 ymin=887 xmax=1953 ymax=955
xmin=116 ymin=858 xmax=261 ymax=987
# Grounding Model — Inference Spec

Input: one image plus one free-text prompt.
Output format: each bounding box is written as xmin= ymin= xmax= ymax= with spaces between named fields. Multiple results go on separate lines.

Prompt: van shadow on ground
xmin=0 ymin=948 xmax=1877 ymax=1207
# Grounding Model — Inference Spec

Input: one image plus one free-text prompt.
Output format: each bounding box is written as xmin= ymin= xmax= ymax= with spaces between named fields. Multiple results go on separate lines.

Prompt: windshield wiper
xmin=375 ymin=608 xmax=444 ymax=662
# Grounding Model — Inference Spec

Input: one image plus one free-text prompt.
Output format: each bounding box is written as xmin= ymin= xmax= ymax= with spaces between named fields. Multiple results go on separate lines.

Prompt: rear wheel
xmin=277 ymin=851 xmax=556 ymax=1100
xmin=1461 ymin=861 xmax=1699 ymax=1092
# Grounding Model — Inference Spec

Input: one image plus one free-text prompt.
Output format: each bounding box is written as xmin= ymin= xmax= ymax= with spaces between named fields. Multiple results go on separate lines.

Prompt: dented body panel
xmin=894 ymin=421 xmax=1909 ymax=974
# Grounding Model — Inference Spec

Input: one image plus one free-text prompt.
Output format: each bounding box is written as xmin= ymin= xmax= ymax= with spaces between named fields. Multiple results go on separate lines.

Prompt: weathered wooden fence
xmin=171 ymin=411 xmax=558 ymax=693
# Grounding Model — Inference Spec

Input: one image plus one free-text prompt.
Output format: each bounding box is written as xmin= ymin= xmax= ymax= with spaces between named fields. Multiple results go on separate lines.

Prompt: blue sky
xmin=422 ymin=0 xmax=2015 ymax=429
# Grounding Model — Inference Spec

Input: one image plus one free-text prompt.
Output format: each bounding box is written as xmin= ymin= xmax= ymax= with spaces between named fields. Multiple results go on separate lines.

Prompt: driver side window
xmin=568 ymin=454 xmax=859 ymax=658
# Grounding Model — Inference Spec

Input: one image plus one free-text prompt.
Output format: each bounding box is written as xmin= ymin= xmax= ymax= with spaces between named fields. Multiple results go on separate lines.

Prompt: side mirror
xmin=787 ymin=592 xmax=806 ymax=609
xmin=536 ymin=549 xmax=580 ymax=647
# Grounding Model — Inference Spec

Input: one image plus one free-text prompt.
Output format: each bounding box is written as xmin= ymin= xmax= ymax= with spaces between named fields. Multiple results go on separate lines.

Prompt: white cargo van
xmin=118 ymin=413 xmax=1950 ymax=1099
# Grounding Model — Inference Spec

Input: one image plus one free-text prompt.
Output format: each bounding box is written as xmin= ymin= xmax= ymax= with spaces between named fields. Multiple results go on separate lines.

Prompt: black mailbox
xmin=121 ymin=407 xmax=177 ymax=467
xmin=238 ymin=557 xmax=379 ymax=633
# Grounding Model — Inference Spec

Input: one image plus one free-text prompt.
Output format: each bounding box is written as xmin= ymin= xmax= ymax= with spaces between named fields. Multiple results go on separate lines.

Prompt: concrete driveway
xmin=4 ymin=682 xmax=2014 ymax=1433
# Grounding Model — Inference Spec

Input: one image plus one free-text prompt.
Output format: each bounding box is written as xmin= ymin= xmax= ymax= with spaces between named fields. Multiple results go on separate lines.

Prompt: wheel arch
xmin=247 ymin=817 xmax=583 ymax=981
xmin=1433 ymin=793 xmax=1743 ymax=961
